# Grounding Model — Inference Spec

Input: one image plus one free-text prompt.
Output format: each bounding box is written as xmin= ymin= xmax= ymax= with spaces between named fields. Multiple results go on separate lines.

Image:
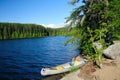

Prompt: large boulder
xmin=103 ymin=42 xmax=120 ymax=60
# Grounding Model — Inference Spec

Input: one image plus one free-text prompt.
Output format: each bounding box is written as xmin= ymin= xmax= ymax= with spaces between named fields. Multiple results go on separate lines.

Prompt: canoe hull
xmin=41 ymin=68 xmax=70 ymax=76
xmin=41 ymin=59 xmax=87 ymax=76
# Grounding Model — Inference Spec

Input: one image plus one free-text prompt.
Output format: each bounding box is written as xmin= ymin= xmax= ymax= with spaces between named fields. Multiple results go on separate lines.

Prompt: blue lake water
xmin=0 ymin=36 xmax=79 ymax=80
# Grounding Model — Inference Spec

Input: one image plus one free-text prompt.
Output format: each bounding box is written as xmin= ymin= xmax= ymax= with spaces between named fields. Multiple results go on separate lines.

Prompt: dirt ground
xmin=60 ymin=40 xmax=120 ymax=80
xmin=61 ymin=54 xmax=120 ymax=80
xmin=79 ymin=59 xmax=120 ymax=80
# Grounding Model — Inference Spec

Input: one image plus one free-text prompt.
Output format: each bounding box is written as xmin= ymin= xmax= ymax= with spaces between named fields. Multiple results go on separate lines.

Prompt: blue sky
xmin=0 ymin=0 xmax=82 ymax=28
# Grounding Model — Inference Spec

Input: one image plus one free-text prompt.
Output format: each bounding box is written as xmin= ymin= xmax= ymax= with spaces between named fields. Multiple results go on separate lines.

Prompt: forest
xmin=0 ymin=22 xmax=72 ymax=40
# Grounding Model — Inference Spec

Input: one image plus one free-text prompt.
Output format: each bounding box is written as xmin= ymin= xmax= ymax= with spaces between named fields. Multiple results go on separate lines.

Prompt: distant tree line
xmin=0 ymin=22 xmax=72 ymax=40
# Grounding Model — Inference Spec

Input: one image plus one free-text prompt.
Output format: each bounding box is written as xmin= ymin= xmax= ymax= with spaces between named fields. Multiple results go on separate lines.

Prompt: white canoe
xmin=41 ymin=59 xmax=87 ymax=76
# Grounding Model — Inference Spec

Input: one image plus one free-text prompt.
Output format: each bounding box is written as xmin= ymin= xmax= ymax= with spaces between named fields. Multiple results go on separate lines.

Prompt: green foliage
xmin=67 ymin=0 xmax=120 ymax=68
xmin=107 ymin=0 xmax=120 ymax=40
xmin=0 ymin=22 xmax=72 ymax=40
xmin=94 ymin=48 xmax=104 ymax=68
xmin=70 ymin=66 xmax=79 ymax=72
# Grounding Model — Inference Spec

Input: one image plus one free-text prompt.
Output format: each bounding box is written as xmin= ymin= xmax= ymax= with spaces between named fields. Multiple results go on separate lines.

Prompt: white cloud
xmin=65 ymin=20 xmax=72 ymax=26
xmin=47 ymin=24 xmax=57 ymax=28
xmin=41 ymin=23 xmax=65 ymax=28
xmin=40 ymin=21 xmax=71 ymax=28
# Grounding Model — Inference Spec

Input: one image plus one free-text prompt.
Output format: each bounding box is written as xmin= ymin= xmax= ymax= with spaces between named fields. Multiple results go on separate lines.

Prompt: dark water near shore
xmin=0 ymin=36 xmax=79 ymax=80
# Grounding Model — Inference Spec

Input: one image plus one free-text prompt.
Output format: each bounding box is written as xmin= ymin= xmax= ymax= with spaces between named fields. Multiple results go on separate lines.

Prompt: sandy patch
xmin=79 ymin=59 xmax=120 ymax=80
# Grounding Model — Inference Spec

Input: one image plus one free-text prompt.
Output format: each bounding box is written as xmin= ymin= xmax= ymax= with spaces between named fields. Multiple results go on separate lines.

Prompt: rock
xmin=103 ymin=43 xmax=120 ymax=60
xmin=93 ymin=42 xmax=103 ymax=50
xmin=60 ymin=70 xmax=83 ymax=80
xmin=72 ymin=55 xmax=83 ymax=61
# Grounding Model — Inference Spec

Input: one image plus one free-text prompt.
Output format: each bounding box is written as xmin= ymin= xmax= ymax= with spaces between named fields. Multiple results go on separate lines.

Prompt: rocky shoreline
xmin=60 ymin=41 xmax=120 ymax=80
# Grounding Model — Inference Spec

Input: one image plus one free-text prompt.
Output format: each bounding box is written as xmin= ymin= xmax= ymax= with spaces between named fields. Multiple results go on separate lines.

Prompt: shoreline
xmin=60 ymin=55 xmax=120 ymax=80
xmin=60 ymin=55 xmax=85 ymax=80
xmin=60 ymin=40 xmax=120 ymax=80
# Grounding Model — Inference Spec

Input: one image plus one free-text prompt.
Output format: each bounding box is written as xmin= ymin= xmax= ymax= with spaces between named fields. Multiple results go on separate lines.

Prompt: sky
xmin=0 ymin=0 xmax=82 ymax=28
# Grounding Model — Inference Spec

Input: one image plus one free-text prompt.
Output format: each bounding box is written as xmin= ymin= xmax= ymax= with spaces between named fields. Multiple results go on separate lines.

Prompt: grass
xmin=70 ymin=66 xmax=80 ymax=72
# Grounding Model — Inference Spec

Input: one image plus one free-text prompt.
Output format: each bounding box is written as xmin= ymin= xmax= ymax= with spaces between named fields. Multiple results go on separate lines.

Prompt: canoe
xmin=40 ymin=59 xmax=88 ymax=76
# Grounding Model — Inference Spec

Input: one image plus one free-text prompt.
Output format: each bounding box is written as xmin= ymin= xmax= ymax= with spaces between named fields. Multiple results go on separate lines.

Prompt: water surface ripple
xmin=0 ymin=36 xmax=79 ymax=80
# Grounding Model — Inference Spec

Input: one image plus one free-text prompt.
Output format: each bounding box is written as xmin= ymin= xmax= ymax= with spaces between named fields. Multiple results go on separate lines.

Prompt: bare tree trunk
xmin=105 ymin=0 xmax=109 ymax=6
xmin=80 ymin=0 xmax=93 ymax=26
xmin=80 ymin=15 xmax=86 ymax=26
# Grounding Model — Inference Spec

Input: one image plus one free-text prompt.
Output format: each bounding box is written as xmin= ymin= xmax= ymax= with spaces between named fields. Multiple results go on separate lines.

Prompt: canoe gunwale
xmin=41 ymin=59 xmax=87 ymax=76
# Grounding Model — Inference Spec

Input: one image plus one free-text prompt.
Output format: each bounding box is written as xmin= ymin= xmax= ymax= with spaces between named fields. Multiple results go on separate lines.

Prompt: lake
xmin=0 ymin=36 xmax=79 ymax=80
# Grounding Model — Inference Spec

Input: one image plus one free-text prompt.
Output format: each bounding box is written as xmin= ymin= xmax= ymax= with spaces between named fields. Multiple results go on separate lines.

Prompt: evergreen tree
xmin=67 ymin=0 xmax=120 ymax=68
xmin=0 ymin=22 xmax=72 ymax=40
